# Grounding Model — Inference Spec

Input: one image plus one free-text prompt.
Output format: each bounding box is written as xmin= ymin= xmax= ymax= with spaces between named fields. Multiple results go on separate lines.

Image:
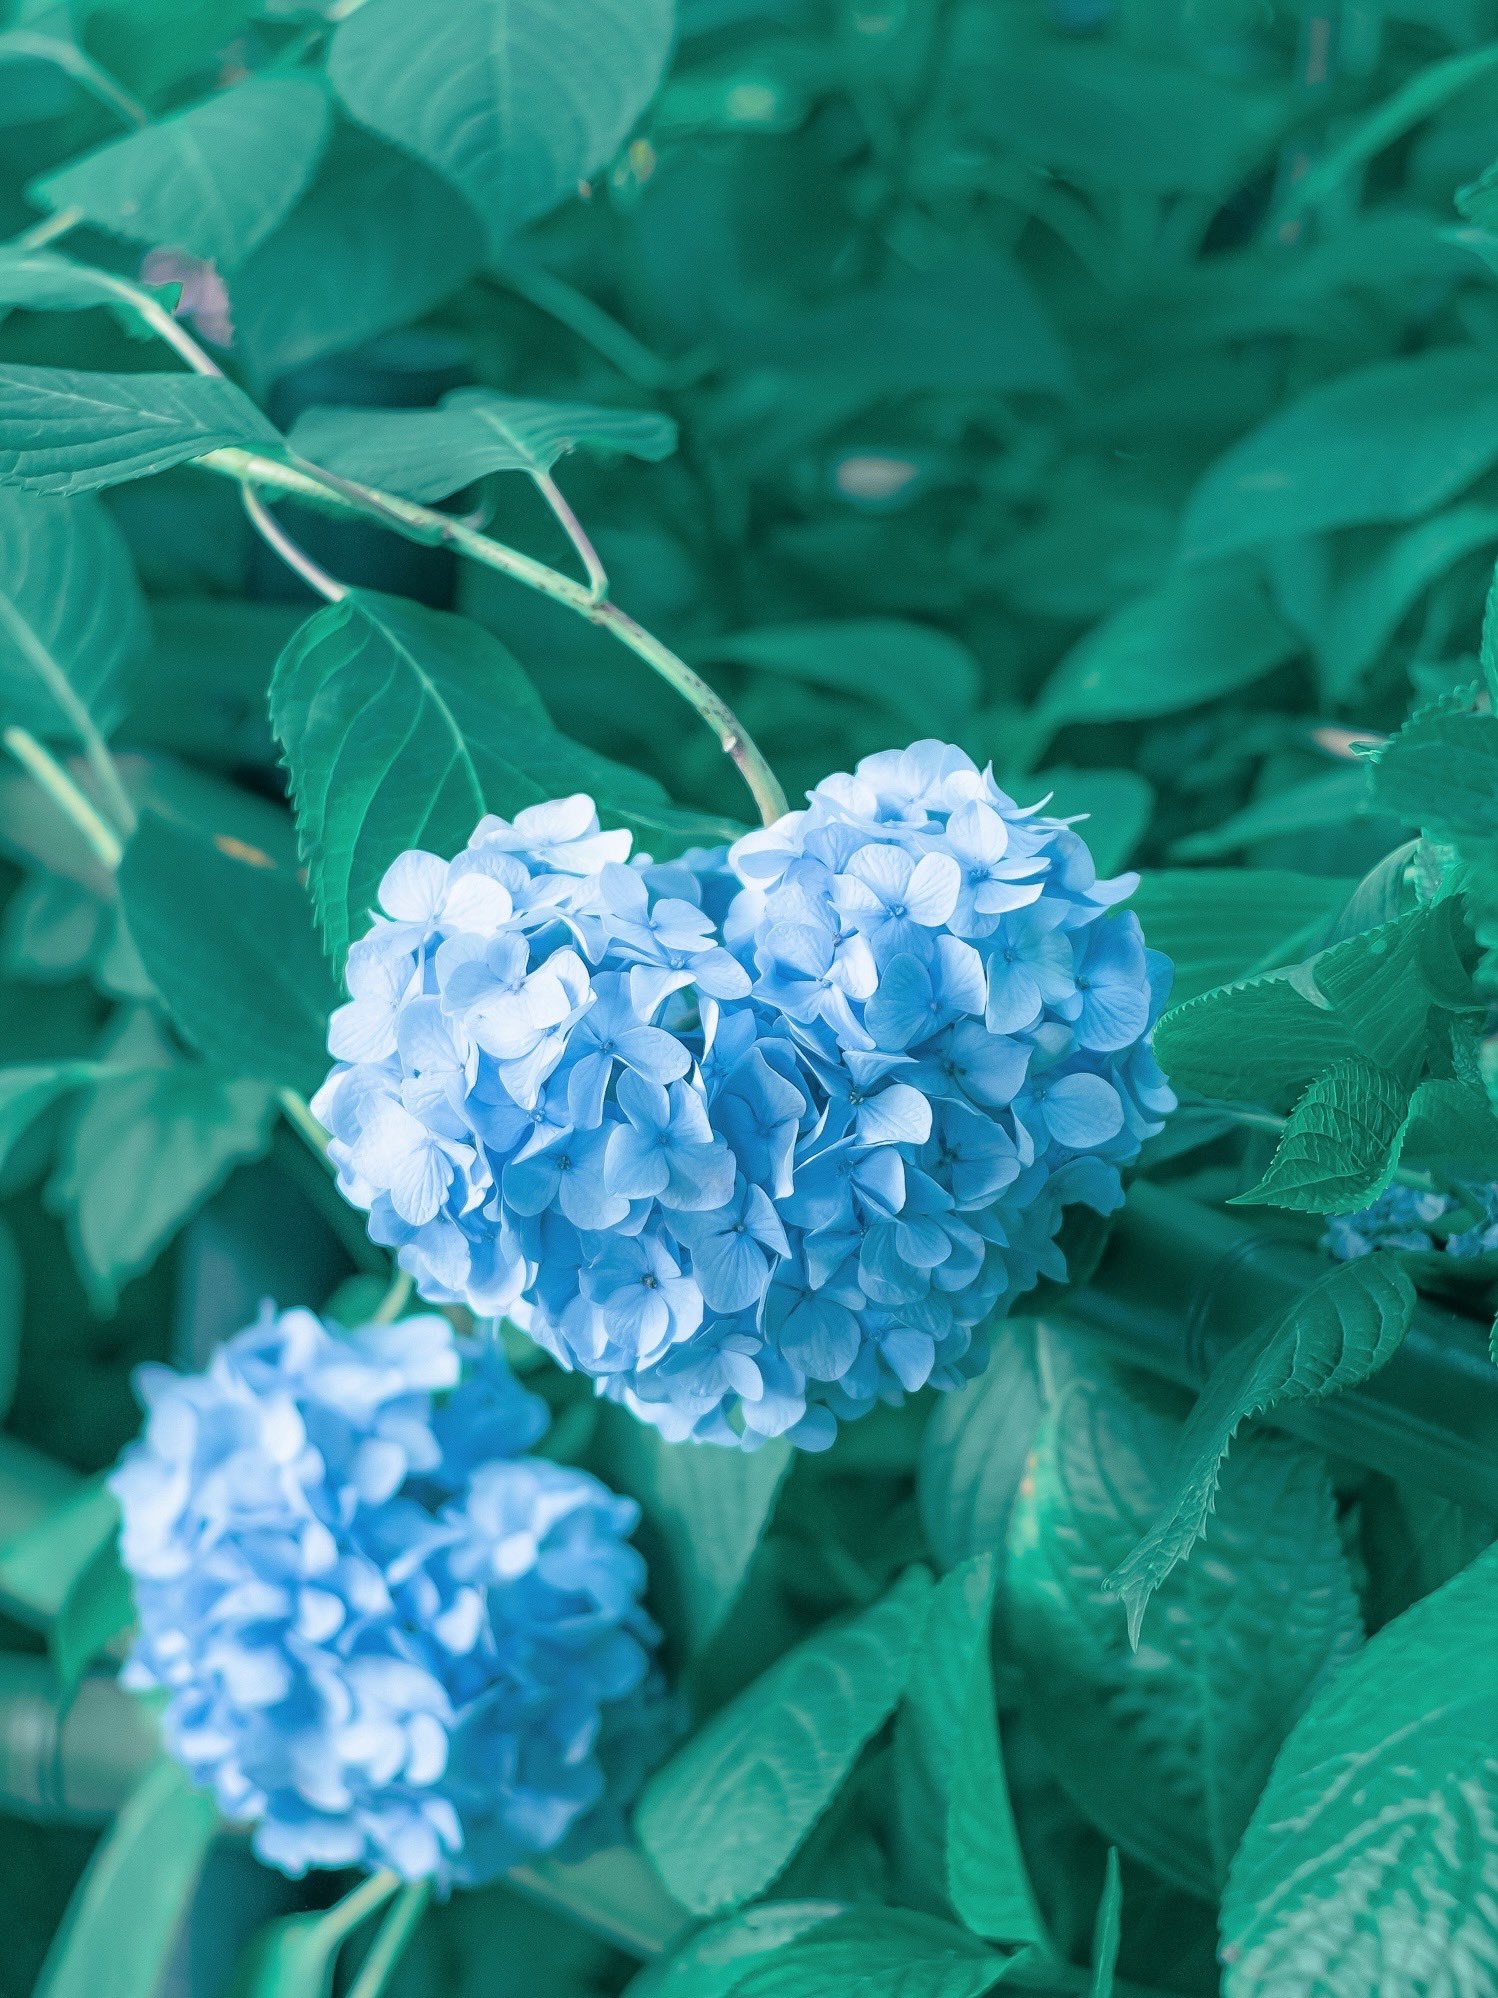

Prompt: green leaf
xmin=270 ymin=591 xmax=741 ymax=966
xmin=729 ymin=1911 xmax=1005 ymax=1998
xmin=626 ymin=1903 xmax=843 ymax=1998
xmin=1233 ymin=1059 xmax=1408 ymax=1213
xmin=0 ymin=1475 xmax=116 ymax=1628
xmin=1152 ymin=968 xmax=1358 ymax=1109
xmin=1172 ymin=768 xmax=1373 ymax=862
xmin=1371 ymin=703 xmax=1498 ymax=841
xmin=51 ymin=1523 xmax=132 ymax=1698
xmin=289 ymin=390 xmax=676 ymax=504
xmin=0 ymin=365 xmax=281 ymax=495
xmin=0 ymin=487 xmax=148 ymax=744
xmin=327 ymin=0 xmax=675 ymax=245
xmin=1181 ymin=350 xmax=1498 ymax=561
xmin=0 ymin=1217 xmax=19 ymax=1423
xmin=49 ymin=1014 xmax=277 ymax=1310
xmin=229 ymin=126 xmax=485 ymax=387
xmin=1034 ymin=565 xmax=1296 ymax=734
xmin=1318 ymin=504 xmax=1498 ymax=699
xmin=916 ymin=1322 xmax=1066 ymax=1571
xmin=34 ymin=1759 xmax=218 ymax=1998
xmin=1129 ymin=869 xmax=1349 ymax=1006
xmin=0 ymin=246 xmax=133 ymax=312
xmin=117 ymin=813 xmax=339 ymax=1093
xmin=1108 ymin=1256 xmax=1414 ymax=1641
xmin=1291 ymin=39 xmax=1498 ymax=215
xmin=1221 ymin=1542 xmax=1498 ymax=1996
xmin=704 ymin=622 xmax=980 ymax=736
xmin=636 ymin=1566 xmax=933 ymax=1917
xmin=0 ymin=1060 xmax=100 ymax=1172
xmin=1088 ymin=1852 xmax=1122 ymax=1998
xmin=30 ymin=74 xmax=331 ymax=267
xmin=1008 ymin=1377 xmax=1362 ymax=1897
xmin=609 ymin=1422 xmax=790 ymax=1657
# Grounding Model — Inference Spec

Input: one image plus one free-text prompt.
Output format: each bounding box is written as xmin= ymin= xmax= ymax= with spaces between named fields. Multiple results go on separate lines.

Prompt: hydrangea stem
xmin=14 ymin=254 xmax=788 ymax=830
xmin=1 ymin=727 xmax=123 ymax=870
xmin=344 ymin=1882 xmax=429 ymax=1998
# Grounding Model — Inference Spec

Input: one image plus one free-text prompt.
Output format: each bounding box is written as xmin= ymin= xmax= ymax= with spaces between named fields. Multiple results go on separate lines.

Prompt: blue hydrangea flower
xmin=1323 ymin=1181 xmax=1498 ymax=1261
xmin=314 ymin=756 xmax=1174 ymax=1450
xmin=110 ymin=1305 xmax=661 ymax=1884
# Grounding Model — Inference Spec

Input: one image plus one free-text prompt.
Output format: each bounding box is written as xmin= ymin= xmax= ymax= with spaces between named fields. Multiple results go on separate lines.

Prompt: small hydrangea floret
xmin=111 ymin=1307 xmax=659 ymax=1883
xmin=314 ymin=748 xmax=1174 ymax=1449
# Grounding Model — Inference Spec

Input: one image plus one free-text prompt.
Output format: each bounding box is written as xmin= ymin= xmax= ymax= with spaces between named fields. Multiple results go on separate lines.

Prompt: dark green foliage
xmin=2 ymin=3 xmax=1498 ymax=1997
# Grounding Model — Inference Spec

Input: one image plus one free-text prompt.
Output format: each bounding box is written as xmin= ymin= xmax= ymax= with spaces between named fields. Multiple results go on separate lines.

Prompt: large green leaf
xmin=49 ymin=1013 xmax=277 ymax=1309
xmin=1221 ymin=1543 xmax=1498 ymax=1996
xmin=636 ymin=1566 xmax=933 ymax=1916
xmin=1318 ymin=505 xmax=1498 ymax=699
xmin=327 ymin=0 xmax=675 ymax=244
xmin=33 ymin=1758 xmax=218 ymax=1998
xmin=0 ymin=487 xmax=148 ymax=744
xmin=117 ymin=812 xmax=338 ymax=1093
xmin=1232 ymin=1059 xmax=1408 ymax=1213
xmin=1152 ymin=968 xmax=1358 ymax=1109
xmin=729 ymin=1911 xmax=1005 ymax=1998
xmin=704 ymin=622 xmax=980 ymax=736
xmin=1007 ymin=1377 xmax=1362 ymax=1898
xmin=0 ymin=365 xmax=280 ymax=494
xmin=229 ymin=127 xmax=485 ymax=387
xmin=608 ymin=1422 xmax=790 ymax=1658
xmin=1181 ymin=350 xmax=1498 ymax=560
xmin=289 ymin=391 xmax=676 ymax=504
xmin=1034 ymin=566 xmax=1296 ymax=735
xmin=1172 ymin=768 xmax=1374 ymax=862
xmin=1129 ymin=869 xmax=1349 ymax=1006
xmin=270 ymin=591 xmax=742 ymax=967
xmin=1370 ymin=701 xmax=1498 ymax=842
xmin=1108 ymin=1256 xmax=1414 ymax=1640
xmin=625 ymin=1904 xmax=844 ymax=1998
xmin=30 ymin=75 xmax=331 ymax=267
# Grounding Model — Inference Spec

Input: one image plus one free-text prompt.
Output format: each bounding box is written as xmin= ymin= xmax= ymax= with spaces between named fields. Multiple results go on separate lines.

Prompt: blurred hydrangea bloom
xmin=1324 ymin=1182 xmax=1498 ymax=1261
xmin=111 ymin=1306 xmax=660 ymax=1884
xmin=314 ymin=753 xmax=1173 ymax=1449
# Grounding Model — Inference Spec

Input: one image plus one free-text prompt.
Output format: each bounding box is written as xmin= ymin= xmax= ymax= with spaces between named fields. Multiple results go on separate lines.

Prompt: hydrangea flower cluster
xmin=313 ymin=746 xmax=1174 ymax=1449
xmin=111 ymin=1306 xmax=660 ymax=1884
xmin=1324 ymin=1182 xmax=1498 ymax=1261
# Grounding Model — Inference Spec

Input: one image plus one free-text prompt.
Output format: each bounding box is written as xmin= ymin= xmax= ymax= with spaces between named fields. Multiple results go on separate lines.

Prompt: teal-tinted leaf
xmin=1129 ymin=869 xmax=1349 ymax=1006
xmin=117 ymin=813 xmax=338 ymax=1093
xmin=1034 ymin=566 xmax=1296 ymax=735
xmin=290 ymin=391 xmax=676 ymax=504
xmin=0 ymin=1218 xmax=19 ymax=1423
xmin=1181 ymin=351 xmax=1498 ymax=561
xmin=742 ymin=259 xmax=1069 ymax=399
xmin=1233 ymin=1059 xmax=1407 ymax=1213
xmin=30 ymin=75 xmax=331 ymax=267
xmin=1008 ymin=1378 xmax=1362 ymax=1897
xmin=1319 ymin=505 xmax=1498 ymax=699
xmin=729 ymin=1910 xmax=1004 ymax=1998
xmin=609 ymin=1423 xmax=790 ymax=1657
xmin=626 ymin=1903 xmax=842 ymax=1998
xmin=0 ymin=1475 xmax=115 ymax=1628
xmin=636 ymin=1566 xmax=933 ymax=1916
xmin=0 ymin=488 xmax=148 ymax=744
xmin=0 ymin=1060 xmax=101 ymax=1172
xmin=230 ymin=1877 xmax=411 ymax=1998
xmin=1152 ymin=968 xmax=1358 ymax=1109
xmin=0 ymin=246 xmax=128 ymax=312
xmin=1371 ymin=702 xmax=1498 ymax=841
xmin=3 ymin=874 xmax=106 ymax=982
xmin=1292 ymin=39 xmax=1498 ymax=216
xmin=1109 ymin=1257 xmax=1413 ymax=1639
xmin=917 ymin=1322 xmax=1067 ymax=1571
xmin=229 ymin=127 xmax=485 ymax=387
xmin=327 ymin=0 xmax=675 ymax=244
xmin=50 ymin=1014 xmax=277 ymax=1310
xmin=51 ymin=1524 xmax=131 ymax=1699
xmin=34 ymin=1759 xmax=218 ymax=1998
xmin=1222 ymin=1542 xmax=1498 ymax=1996
xmin=0 ymin=365 xmax=280 ymax=495
xmin=270 ymin=591 xmax=741 ymax=967
xmin=706 ymin=621 xmax=980 ymax=735
xmin=1172 ymin=768 xmax=1373 ymax=862
xmin=1089 ymin=1853 xmax=1122 ymax=1998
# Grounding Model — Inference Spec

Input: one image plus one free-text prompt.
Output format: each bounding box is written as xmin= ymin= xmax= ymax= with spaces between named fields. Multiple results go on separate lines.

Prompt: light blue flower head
xmin=312 ymin=761 xmax=1173 ymax=1451
xmin=110 ymin=1305 xmax=661 ymax=1884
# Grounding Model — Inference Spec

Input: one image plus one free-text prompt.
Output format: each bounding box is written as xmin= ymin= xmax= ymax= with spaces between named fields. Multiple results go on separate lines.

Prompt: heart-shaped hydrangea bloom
xmin=313 ymin=759 xmax=1173 ymax=1450
xmin=110 ymin=1306 xmax=662 ymax=1883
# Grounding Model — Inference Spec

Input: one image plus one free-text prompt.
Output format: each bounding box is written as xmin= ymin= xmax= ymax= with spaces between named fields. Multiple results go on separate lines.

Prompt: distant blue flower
xmin=1324 ymin=1181 xmax=1498 ymax=1262
xmin=315 ymin=756 xmax=1174 ymax=1451
xmin=111 ymin=1307 xmax=662 ymax=1885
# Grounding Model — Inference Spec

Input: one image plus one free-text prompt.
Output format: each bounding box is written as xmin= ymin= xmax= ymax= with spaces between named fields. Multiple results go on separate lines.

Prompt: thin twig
xmin=241 ymin=486 xmax=347 ymax=603
xmin=16 ymin=206 xmax=82 ymax=251
xmin=277 ymin=1087 xmax=331 ymax=1159
xmin=372 ymin=1268 xmax=414 ymax=1324
xmin=534 ymin=470 xmax=608 ymax=601
xmin=2 ymin=727 xmax=123 ymax=870
xmin=344 ymin=1883 xmax=430 ymax=1998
